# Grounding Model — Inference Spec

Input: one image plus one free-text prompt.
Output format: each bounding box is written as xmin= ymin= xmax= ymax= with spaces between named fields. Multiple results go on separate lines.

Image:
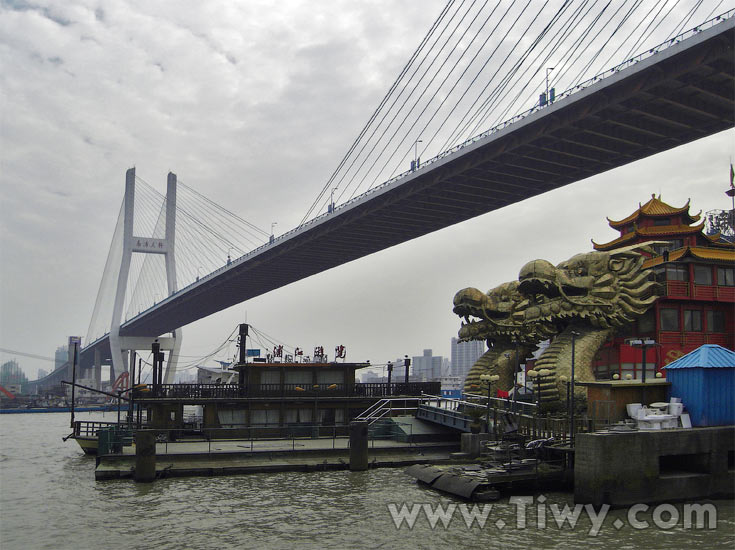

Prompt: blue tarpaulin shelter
xmin=664 ymin=345 xmax=735 ymax=427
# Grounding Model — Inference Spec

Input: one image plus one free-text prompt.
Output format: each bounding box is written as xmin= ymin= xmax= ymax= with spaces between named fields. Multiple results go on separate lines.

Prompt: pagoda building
xmin=590 ymin=194 xmax=734 ymax=380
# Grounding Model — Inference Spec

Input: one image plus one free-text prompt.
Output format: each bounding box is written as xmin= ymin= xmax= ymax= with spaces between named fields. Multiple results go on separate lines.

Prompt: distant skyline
xmin=1 ymin=2 xmax=733 ymax=381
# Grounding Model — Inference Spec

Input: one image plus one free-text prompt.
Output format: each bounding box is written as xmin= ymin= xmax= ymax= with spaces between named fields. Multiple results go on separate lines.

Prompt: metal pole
xmin=238 ymin=323 xmax=249 ymax=389
xmin=70 ymin=340 xmax=78 ymax=428
xmin=152 ymin=341 xmax=160 ymax=395
xmin=570 ymin=332 xmax=577 ymax=445
xmin=641 ymin=343 xmax=647 ymax=384
xmin=537 ymin=377 xmax=541 ymax=405
xmin=486 ymin=384 xmax=491 ymax=433
xmin=641 ymin=343 xmax=648 ymax=406
xmin=129 ymin=351 xmax=136 ymax=425
xmin=512 ymin=342 xmax=519 ymax=415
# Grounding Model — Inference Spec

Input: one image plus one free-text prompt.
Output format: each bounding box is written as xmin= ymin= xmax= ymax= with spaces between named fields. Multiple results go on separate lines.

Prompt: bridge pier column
xmin=93 ymin=349 xmax=101 ymax=390
xmin=108 ymin=168 xmax=180 ymax=384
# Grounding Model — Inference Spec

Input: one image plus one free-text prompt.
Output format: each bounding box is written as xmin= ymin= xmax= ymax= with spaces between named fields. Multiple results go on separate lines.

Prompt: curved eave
xmin=642 ymin=246 xmax=735 ymax=268
xmin=593 ymin=222 xmax=707 ymax=250
xmin=608 ymin=197 xmax=696 ymax=229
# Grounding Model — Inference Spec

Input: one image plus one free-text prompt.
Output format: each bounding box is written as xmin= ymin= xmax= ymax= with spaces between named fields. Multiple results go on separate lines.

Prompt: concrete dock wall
xmin=575 ymin=426 xmax=735 ymax=506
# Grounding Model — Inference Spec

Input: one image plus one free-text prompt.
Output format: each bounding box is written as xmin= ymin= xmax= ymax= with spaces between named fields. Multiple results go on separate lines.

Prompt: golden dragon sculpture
xmin=453 ymin=247 xmax=661 ymax=404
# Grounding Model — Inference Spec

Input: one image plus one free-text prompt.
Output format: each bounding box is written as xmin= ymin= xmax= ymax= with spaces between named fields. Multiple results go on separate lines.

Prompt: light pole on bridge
xmin=412 ymin=139 xmax=422 ymax=171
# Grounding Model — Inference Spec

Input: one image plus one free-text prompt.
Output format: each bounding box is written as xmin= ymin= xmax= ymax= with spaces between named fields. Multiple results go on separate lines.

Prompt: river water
xmin=1 ymin=412 xmax=733 ymax=549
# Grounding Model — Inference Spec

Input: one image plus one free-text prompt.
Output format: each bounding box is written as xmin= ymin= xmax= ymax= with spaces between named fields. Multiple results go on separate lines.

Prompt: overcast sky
xmin=1 ymin=1 xmax=733 ymax=380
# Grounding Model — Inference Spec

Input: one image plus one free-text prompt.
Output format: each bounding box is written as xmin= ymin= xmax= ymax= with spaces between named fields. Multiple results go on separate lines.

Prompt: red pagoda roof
xmin=606 ymin=195 xmax=700 ymax=229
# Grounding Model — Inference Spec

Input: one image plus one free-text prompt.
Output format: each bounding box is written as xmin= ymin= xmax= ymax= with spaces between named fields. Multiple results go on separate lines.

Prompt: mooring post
xmin=134 ymin=431 xmax=156 ymax=482
xmin=349 ymin=420 xmax=369 ymax=471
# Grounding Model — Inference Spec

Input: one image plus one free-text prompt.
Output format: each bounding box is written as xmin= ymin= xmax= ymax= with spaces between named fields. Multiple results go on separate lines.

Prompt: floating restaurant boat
xmin=66 ymin=324 xmax=440 ymax=454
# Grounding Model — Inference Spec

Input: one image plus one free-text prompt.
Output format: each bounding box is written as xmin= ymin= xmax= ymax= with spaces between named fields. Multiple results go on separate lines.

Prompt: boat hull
xmin=74 ymin=436 xmax=99 ymax=455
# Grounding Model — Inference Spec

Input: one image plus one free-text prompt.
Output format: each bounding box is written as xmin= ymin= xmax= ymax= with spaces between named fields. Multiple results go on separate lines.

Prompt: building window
xmin=637 ymin=310 xmax=655 ymax=334
xmin=655 ymin=264 xmax=688 ymax=283
xmin=653 ymin=217 xmax=671 ymax=226
xmin=706 ymin=311 xmax=725 ymax=333
xmin=717 ymin=267 xmax=734 ymax=286
xmin=660 ymin=308 xmax=679 ymax=331
xmin=693 ymin=265 xmax=712 ymax=285
xmin=684 ymin=310 xmax=702 ymax=332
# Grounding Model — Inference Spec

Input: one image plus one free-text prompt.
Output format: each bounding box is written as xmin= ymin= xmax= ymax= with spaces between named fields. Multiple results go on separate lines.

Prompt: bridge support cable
xmin=463 ymin=0 xmax=608 ymax=140
xmin=333 ymin=0 xmax=494 ymax=204
xmin=298 ymin=0 xmax=458 ymax=226
xmin=86 ymin=200 xmax=125 ymax=346
xmin=352 ymin=0 xmax=515 ymax=196
xmin=475 ymin=0 xmax=614 ymax=134
xmin=302 ymin=1 xmax=730 ymax=225
xmin=440 ymin=0 xmax=592 ymax=150
xmin=322 ymin=0 xmax=475 ymax=211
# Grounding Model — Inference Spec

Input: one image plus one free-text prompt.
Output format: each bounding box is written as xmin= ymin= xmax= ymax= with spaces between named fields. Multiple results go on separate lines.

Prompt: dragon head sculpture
xmin=453 ymin=281 xmax=556 ymax=346
xmin=516 ymin=248 xmax=661 ymax=330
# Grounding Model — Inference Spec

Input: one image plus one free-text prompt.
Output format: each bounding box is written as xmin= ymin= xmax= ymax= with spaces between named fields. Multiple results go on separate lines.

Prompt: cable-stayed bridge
xmin=29 ymin=7 xmax=734 ymax=392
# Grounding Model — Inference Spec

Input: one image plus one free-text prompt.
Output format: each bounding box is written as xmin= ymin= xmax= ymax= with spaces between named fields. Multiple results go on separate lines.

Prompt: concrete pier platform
xmin=575 ymin=426 xmax=735 ymax=506
xmin=95 ymin=438 xmax=460 ymax=480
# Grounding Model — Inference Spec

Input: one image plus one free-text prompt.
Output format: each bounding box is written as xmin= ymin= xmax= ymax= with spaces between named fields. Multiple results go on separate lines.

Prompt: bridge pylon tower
xmin=107 ymin=167 xmax=182 ymax=386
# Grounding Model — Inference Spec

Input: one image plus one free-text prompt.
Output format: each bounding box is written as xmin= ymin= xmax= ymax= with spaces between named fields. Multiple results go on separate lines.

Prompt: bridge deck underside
xmin=71 ymin=25 xmax=733 ymax=365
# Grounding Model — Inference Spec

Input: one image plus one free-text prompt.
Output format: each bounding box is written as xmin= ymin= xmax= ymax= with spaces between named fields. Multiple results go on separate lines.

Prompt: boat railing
xmin=74 ymin=420 xmax=133 ymax=438
xmin=134 ymin=382 xmax=441 ymax=399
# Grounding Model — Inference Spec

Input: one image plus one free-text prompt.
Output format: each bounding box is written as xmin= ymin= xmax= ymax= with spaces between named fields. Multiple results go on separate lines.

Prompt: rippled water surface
xmin=1 ymin=413 xmax=733 ymax=549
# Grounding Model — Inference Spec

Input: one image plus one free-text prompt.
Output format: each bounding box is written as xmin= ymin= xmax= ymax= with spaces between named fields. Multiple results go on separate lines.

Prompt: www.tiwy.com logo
xmin=387 ymin=497 xmax=717 ymax=536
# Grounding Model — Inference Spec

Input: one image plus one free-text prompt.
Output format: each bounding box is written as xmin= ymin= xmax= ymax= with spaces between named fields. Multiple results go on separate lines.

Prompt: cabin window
xmin=653 ymin=217 xmax=671 ymax=226
xmin=316 ymin=370 xmax=344 ymax=385
xmin=693 ymin=265 xmax=712 ymax=285
xmin=684 ymin=310 xmax=702 ymax=332
xmin=717 ymin=267 xmax=734 ymax=286
xmin=250 ymin=408 xmax=279 ymax=426
xmin=285 ymin=370 xmax=312 ymax=386
xmin=660 ymin=308 xmax=679 ymax=331
xmin=707 ymin=311 xmax=725 ymax=333
xmin=260 ymin=370 xmax=280 ymax=385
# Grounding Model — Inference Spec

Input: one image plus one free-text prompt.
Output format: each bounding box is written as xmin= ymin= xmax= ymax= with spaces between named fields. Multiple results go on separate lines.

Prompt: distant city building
xmin=450 ymin=337 xmax=486 ymax=380
xmin=55 ymin=345 xmax=67 ymax=370
xmin=175 ymin=370 xmax=197 ymax=384
xmin=37 ymin=368 xmax=49 ymax=380
xmin=411 ymin=349 xmax=446 ymax=382
xmin=360 ymin=371 xmax=387 ymax=384
xmin=0 ymin=360 xmax=28 ymax=390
